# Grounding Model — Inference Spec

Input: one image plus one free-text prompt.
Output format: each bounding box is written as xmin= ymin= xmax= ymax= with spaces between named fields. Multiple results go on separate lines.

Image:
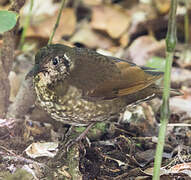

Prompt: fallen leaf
xmin=91 ymin=5 xmax=130 ymax=39
xmin=70 ymin=22 xmax=115 ymax=49
xmin=83 ymin=0 xmax=102 ymax=6
xmin=123 ymin=35 xmax=165 ymax=65
xmin=27 ymin=8 xmax=76 ymax=42
xmin=25 ymin=142 xmax=58 ymax=158
xmin=153 ymin=0 xmax=170 ymax=14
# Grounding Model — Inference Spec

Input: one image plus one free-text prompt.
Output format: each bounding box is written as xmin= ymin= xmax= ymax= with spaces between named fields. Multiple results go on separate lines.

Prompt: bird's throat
xmin=34 ymin=73 xmax=69 ymax=104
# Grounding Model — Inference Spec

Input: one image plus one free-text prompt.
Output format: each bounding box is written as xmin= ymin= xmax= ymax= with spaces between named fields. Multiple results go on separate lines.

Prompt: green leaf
xmin=0 ymin=10 xmax=19 ymax=33
xmin=146 ymin=56 xmax=166 ymax=72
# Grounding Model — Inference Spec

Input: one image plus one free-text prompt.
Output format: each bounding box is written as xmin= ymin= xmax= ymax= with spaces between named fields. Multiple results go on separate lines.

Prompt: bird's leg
xmin=65 ymin=122 xmax=96 ymax=151
xmin=75 ymin=122 xmax=96 ymax=142
xmin=52 ymin=122 xmax=103 ymax=165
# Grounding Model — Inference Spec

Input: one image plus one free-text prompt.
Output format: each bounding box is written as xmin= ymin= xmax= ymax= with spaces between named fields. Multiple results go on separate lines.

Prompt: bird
xmin=26 ymin=44 xmax=169 ymax=126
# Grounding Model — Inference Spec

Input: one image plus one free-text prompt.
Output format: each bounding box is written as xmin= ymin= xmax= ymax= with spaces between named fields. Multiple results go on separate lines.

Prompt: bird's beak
xmin=25 ymin=64 xmax=41 ymax=80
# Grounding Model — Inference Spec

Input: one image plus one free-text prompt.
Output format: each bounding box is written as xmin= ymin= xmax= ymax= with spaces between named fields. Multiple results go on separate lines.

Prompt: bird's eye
xmin=52 ymin=56 xmax=59 ymax=65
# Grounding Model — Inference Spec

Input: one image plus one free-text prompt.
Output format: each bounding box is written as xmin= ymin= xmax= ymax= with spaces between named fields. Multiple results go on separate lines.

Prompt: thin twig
xmin=19 ymin=0 xmax=34 ymax=50
xmin=0 ymin=145 xmax=16 ymax=156
xmin=1 ymin=155 xmax=46 ymax=166
xmin=167 ymin=123 xmax=191 ymax=127
xmin=48 ymin=0 xmax=66 ymax=44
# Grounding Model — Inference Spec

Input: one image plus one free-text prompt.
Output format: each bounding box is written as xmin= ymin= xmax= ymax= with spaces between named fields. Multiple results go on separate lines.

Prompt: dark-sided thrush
xmin=27 ymin=44 xmax=168 ymax=126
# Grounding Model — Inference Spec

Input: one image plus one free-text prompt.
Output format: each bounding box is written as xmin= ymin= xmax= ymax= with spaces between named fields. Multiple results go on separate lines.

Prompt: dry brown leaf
xmin=170 ymin=97 xmax=191 ymax=117
xmin=91 ymin=5 xmax=130 ymax=39
xmin=153 ymin=0 xmax=170 ymax=14
xmin=168 ymin=162 xmax=191 ymax=177
xmin=70 ymin=22 xmax=115 ymax=49
xmin=123 ymin=35 xmax=165 ymax=65
xmin=27 ymin=8 xmax=76 ymax=43
xmin=83 ymin=0 xmax=102 ymax=6
xmin=171 ymin=67 xmax=191 ymax=88
xmin=22 ymin=0 xmax=59 ymax=18
xmin=119 ymin=33 xmax=129 ymax=47
xmin=25 ymin=142 xmax=58 ymax=158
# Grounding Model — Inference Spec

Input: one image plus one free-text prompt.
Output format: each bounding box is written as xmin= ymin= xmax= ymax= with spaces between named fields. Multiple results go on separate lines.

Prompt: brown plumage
xmin=27 ymin=44 xmax=165 ymax=126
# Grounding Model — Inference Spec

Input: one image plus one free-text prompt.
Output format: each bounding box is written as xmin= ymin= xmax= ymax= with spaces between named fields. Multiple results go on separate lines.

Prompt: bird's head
xmin=26 ymin=44 xmax=75 ymax=87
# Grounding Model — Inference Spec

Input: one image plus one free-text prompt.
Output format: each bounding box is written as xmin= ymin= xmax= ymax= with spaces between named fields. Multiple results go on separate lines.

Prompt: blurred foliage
xmin=146 ymin=56 xmax=166 ymax=72
xmin=0 ymin=10 xmax=18 ymax=33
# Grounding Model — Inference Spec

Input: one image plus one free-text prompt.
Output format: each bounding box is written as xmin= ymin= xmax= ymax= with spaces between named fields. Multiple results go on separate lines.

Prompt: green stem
xmin=19 ymin=0 xmax=33 ymax=50
xmin=152 ymin=53 xmax=173 ymax=180
xmin=48 ymin=0 xmax=66 ymax=45
xmin=152 ymin=0 xmax=177 ymax=179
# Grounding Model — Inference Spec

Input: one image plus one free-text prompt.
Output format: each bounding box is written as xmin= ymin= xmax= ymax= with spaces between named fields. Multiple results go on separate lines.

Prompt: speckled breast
xmin=34 ymin=78 xmax=126 ymax=126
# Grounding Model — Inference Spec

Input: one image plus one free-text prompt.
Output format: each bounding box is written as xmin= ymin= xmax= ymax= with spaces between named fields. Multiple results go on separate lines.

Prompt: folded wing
xmin=69 ymin=48 xmax=163 ymax=100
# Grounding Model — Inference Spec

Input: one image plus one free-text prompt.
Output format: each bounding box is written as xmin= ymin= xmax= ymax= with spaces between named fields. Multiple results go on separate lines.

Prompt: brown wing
xmin=68 ymin=48 xmax=163 ymax=100
xmin=87 ymin=61 xmax=163 ymax=99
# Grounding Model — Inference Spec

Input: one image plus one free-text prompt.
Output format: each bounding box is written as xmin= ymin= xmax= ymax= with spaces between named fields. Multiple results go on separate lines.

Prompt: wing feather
xmin=68 ymin=47 xmax=163 ymax=99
